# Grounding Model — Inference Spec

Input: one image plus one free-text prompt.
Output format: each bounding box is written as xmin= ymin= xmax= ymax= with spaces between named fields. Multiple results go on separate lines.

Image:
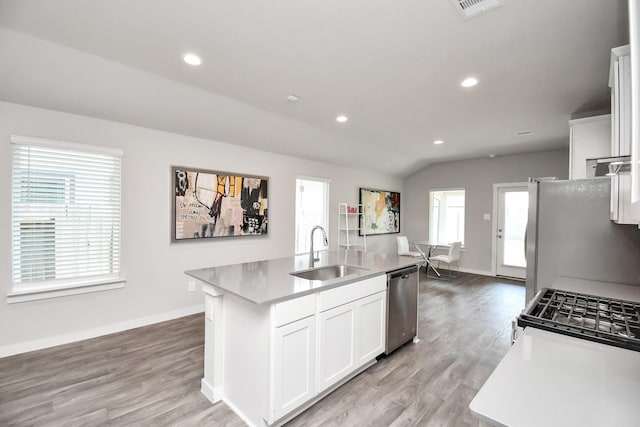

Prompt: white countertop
xmin=470 ymin=327 xmax=640 ymax=427
xmin=185 ymin=250 xmax=421 ymax=305
xmin=548 ymin=276 xmax=640 ymax=302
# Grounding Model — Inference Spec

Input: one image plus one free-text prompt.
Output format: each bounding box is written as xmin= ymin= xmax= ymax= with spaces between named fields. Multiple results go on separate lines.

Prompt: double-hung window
xmin=429 ymin=189 xmax=465 ymax=245
xmin=294 ymin=177 xmax=330 ymax=255
xmin=9 ymin=135 xmax=124 ymax=302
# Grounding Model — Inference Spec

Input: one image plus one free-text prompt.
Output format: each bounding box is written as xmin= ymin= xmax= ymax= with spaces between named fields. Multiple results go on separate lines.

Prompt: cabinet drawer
xmin=273 ymin=294 xmax=316 ymax=327
xmin=318 ymin=274 xmax=386 ymax=312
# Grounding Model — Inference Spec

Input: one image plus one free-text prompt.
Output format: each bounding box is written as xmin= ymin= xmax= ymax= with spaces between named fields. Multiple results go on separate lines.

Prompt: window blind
xmin=11 ymin=136 xmax=123 ymax=288
xmin=295 ymin=178 xmax=330 ymax=255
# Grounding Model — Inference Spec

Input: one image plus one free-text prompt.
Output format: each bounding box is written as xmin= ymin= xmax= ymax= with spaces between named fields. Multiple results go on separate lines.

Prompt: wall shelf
xmin=338 ymin=203 xmax=366 ymax=251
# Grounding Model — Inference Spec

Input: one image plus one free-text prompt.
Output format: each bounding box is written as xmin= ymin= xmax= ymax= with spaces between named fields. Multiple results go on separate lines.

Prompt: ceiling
xmin=0 ymin=0 xmax=629 ymax=177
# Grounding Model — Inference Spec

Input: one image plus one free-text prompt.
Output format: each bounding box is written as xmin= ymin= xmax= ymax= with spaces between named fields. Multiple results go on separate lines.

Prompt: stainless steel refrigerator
xmin=525 ymin=178 xmax=640 ymax=302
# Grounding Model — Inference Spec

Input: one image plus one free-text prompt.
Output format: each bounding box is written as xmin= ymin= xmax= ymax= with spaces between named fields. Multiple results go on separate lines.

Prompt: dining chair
xmin=396 ymin=236 xmax=421 ymax=257
xmin=428 ymin=241 xmax=462 ymax=279
xmin=397 ymin=236 xmax=428 ymax=274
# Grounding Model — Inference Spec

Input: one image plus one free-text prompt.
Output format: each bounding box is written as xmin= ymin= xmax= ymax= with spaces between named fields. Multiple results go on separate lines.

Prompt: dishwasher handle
xmin=387 ymin=265 xmax=418 ymax=280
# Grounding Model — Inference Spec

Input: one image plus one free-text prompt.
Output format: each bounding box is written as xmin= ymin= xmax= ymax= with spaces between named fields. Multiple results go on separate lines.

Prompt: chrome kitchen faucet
xmin=309 ymin=226 xmax=328 ymax=268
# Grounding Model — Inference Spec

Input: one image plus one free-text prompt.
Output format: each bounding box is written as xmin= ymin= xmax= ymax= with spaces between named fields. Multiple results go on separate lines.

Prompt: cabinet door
xmin=612 ymin=174 xmax=639 ymax=224
xmin=317 ymin=302 xmax=356 ymax=392
xmin=355 ymin=291 xmax=386 ymax=366
xmin=569 ymin=116 xmax=611 ymax=180
xmin=272 ymin=316 xmax=316 ymax=420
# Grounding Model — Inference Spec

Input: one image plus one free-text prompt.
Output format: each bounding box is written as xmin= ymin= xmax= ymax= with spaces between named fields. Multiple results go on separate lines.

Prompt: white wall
xmin=404 ymin=149 xmax=569 ymax=275
xmin=0 ymin=101 xmax=403 ymax=356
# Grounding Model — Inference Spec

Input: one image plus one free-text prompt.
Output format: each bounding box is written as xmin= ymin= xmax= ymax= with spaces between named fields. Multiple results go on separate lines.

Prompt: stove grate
xmin=518 ymin=288 xmax=640 ymax=352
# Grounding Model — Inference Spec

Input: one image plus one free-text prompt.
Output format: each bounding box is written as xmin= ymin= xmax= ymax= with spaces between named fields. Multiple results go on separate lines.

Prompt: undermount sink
xmin=290 ymin=264 xmax=369 ymax=281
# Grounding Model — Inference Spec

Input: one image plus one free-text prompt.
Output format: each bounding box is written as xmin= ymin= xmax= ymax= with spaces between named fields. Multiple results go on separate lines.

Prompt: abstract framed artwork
xmin=359 ymin=188 xmax=400 ymax=235
xmin=172 ymin=166 xmax=268 ymax=241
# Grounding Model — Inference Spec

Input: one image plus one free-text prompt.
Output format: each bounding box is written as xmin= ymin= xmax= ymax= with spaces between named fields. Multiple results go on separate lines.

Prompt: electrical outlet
xmin=188 ymin=281 xmax=196 ymax=292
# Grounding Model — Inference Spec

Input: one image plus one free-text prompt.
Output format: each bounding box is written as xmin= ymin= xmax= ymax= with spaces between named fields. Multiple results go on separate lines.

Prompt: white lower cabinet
xmin=317 ymin=302 xmax=357 ymax=391
xmin=271 ymin=316 xmax=316 ymax=421
xmin=317 ymin=278 xmax=387 ymax=393
xmin=355 ymin=291 xmax=386 ymax=364
xmin=268 ymin=274 xmax=386 ymax=424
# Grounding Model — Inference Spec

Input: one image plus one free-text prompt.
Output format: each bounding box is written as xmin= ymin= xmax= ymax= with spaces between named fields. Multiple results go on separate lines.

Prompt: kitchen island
xmin=186 ymin=250 xmax=420 ymax=426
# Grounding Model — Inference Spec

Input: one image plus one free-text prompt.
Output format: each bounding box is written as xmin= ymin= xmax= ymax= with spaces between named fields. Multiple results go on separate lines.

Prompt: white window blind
xmin=11 ymin=136 xmax=123 ymax=290
xmin=295 ymin=178 xmax=330 ymax=255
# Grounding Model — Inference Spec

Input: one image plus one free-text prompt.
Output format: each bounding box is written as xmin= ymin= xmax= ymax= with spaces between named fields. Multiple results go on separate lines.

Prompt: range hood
xmin=586 ymin=155 xmax=631 ymax=177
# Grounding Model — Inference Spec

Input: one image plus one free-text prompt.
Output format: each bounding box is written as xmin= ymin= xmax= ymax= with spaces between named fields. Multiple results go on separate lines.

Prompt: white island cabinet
xmin=201 ymin=275 xmax=386 ymax=426
xmin=271 ymin=295 xmax=317 ymax=420
xmin=271 ymin=278 xmax=386 ymax=421
xmin=316 ymin=275 xmax=386 ymax=392
xmin=189 ymin=251 xmax=419 ymax=426
xmin=188 ymin=249 xmax=419 ymax=427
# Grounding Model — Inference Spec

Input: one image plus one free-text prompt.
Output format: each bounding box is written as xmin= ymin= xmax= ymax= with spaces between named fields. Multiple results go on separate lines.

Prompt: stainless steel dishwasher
xmin=385 ymin=265 xmax=419 ymax=354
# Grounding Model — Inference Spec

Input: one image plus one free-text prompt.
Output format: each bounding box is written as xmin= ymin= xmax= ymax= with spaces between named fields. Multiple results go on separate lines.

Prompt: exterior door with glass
xmin=495 ymin=185 xmax=528 ymax=279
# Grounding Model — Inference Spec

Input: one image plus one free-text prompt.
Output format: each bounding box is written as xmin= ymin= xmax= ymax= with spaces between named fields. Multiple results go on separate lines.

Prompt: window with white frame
xmin=429 ymin=189 xmax=465 ymax=245
xmin=295 ymin=177 xmax=330 ymax=255
xmin=10 ymin=135 xmax=123 ymax=297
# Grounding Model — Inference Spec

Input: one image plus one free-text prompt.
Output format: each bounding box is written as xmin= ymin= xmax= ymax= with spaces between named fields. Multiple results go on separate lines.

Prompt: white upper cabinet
xmin=629 ymin=2 xmax=640 ymax=221
xmin=569 ymin=115 xmax=611 ymax=180
xmin=610 ymin=45 xmax=632 ymax=157
xmin=610 ymin=45 xmax=638 ymax=225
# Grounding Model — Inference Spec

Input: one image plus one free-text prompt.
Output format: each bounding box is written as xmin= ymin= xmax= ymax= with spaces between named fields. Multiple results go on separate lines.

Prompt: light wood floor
xmin=0 ymin=273 xmax=525 ymax=426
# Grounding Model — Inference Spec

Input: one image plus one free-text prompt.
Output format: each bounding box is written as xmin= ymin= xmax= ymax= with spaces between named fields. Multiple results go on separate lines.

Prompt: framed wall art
xmin=359 ymin=188 xmax=400 ymax=235
xmin=172 ymin=166 xmax=268 ymax=241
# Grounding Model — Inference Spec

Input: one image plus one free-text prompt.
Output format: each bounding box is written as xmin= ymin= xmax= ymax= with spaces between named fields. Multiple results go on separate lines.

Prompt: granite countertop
xmin=469 ymin=327 xmax=640 ymax=427
xmin=185 ymin=250 xmax=421 ymax=305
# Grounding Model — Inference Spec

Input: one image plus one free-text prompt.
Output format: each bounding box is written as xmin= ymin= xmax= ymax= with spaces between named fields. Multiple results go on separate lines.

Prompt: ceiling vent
xmin=450 ymin=0 xmax=505 ymax=20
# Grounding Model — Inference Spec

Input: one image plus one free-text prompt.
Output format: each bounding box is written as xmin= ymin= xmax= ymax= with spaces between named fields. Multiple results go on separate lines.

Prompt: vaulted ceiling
xmin=0 ymin=0 xmax=629 ymax=176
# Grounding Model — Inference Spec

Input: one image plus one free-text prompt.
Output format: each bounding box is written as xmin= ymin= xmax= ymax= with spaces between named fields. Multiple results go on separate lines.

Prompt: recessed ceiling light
xmin=336 ymin=115 xmax=348 ymax=123
xmin=488 ymin=154 xmax=496 ymax=158
xmin=461 ymin=77 xmax=478 ymax=88
xmin=287 ymin=94 xmax=299 ymax=102
xmin=433 ymin=140 xmax=444 ymax=145
xmin=183 ymin=53 xmax=202 ymax=66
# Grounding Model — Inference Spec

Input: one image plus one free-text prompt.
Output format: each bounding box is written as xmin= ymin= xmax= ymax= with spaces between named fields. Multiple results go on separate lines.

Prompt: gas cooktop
xmin=518 ymin=288 xmax=640 ymax=352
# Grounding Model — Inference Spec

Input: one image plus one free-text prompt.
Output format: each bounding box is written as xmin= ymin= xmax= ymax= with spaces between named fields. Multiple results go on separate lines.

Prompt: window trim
xmin=428 ymin=187 xmax=466 ymax=246
xmin=6 ymin=278 xmax=126 ymax=304
xmin=11 ymin=134 xmax=124 ymax=157
xmin=8 ymin=135 xmax=125 ymax=303
xmin=294 ymin=176 xmax=331 ymax=255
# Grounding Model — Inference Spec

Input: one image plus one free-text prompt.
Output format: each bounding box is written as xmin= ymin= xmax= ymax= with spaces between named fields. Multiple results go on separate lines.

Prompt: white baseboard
xmin=201 ymin=378 xmax=223 ymax=403
xmin=0 ymin=304 xmax=204 ymax=358
xmin=223 ymin=396 xmax=257 ymax=427
xmin=459 ymin=267 xmax=494 ymax=277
